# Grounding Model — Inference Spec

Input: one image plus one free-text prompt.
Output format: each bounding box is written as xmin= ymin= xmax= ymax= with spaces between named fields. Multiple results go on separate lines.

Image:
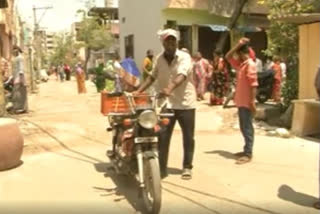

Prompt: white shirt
xmin=152 ymin=50 xmax=196 ymax=109
xmin=280 ymin=62 xmax=287 ymax=78
xmin=256 ymin=58 xmax=263 ymax=73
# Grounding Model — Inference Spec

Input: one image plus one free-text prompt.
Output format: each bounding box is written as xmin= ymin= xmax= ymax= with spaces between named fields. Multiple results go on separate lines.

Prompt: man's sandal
xmin=313 ymin=201 xmax=320 ymax=209
xmin=181 ymin=168 xmax=192 ymax=180
xmin=236 ymin=155 xmax=252 ymax=165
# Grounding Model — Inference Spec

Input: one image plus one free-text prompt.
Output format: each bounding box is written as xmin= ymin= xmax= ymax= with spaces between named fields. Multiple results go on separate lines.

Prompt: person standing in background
xmin=193 ymin=52 xmax=210 ymax=101
xmin=280 ymin=58 xmax=287 ymax=88
xmin=272 ymin=56 xmax=282 ymax=103
xmin=75 ymin=63 xmax=87 ymax=94
xmin=209 ymin=50 xmax=229 ymax=105
xmin=226 ymin=38 xmax=258 ymax=165
xmin=255 ymin=57 xmax=263 ymax=73
xmin=58 ymin=65 xmax=65 ymax=82
xmin=64 ymin=63 xmax=71 ymax=81
xmin=11 ymin=46 xmax=28 ymax=114
xmin=142 ymin=50 xmax=154 ymax=81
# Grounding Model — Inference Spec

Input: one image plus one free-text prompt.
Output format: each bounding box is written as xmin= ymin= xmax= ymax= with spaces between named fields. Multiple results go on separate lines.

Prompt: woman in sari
xmin=271 ymin=56 xmax=282 ymax=103
xmin=209 ymin=50 xmax=229 ymax=105
xmin=75 ymin=63 xmax=87 ymax=94
xmin=193 ymin=52 xmax=210 ymax=101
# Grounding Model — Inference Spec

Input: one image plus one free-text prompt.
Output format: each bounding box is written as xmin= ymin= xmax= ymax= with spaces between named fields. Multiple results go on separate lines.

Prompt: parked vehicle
xmin=104 ymin=92 xmax=172 ymax=214
xmin=223 ymin=69 xmax=275 ymax=106
xmin=40 ymin=69 xmax=49 ymax=82
xmin=256 ymin=69 xmax=275 ymax=104
xmin=3 ymin=76 xmax=13 ymax=103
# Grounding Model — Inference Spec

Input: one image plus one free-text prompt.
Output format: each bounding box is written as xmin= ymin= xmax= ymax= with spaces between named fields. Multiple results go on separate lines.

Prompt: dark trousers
xmin=238 ymin=107 xmax=254 ymax=156
xmin=159 ymin=109 xmax=195 ymax=172
xmin=65 ymin=71 xmax=71 ymax=81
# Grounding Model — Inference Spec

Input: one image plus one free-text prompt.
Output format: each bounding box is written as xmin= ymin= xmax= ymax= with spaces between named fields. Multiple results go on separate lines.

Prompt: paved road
xmin=0 ymin=78 xmax=318 ymax=214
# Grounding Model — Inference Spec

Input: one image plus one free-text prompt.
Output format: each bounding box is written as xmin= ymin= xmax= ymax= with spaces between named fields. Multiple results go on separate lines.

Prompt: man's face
xmin=163 ymin=36 xmax=177 ymax=56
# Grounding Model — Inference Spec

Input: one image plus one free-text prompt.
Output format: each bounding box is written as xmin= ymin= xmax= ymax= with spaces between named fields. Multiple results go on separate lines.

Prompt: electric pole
xmin=32 ymin=5 xmax=52 ymax=88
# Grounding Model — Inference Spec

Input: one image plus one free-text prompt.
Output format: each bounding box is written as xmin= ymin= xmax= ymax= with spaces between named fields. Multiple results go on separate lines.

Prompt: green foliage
xmin=49 ymin=33 xmax=77 ymax=67
xmin=76 ymin=11 xmax=113 ymax=51
xmin=91 ymin=63 xmax=114 ymax=92
xmin=258 ymin=0 xmax=318 ymax=109
xmin=282 ymin=65 xmax=299 ymax=109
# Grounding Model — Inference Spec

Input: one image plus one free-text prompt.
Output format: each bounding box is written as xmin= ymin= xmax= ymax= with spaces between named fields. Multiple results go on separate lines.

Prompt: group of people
xmin=191 ymin=48 xmax=287 ymax=106
xmin=50 ymin=63 xmax=87 ymax=94
xmin=135 ymin=28 xmax=320 ymax=210
xmin=132 ymin=29 xmax=259 ymax=180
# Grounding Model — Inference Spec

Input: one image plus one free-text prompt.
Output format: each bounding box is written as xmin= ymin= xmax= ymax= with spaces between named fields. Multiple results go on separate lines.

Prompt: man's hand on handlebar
xmin=159 ymin=87 xmax=172 ymax=98
xmin=132 ymin=91 xmax=141 ymax=96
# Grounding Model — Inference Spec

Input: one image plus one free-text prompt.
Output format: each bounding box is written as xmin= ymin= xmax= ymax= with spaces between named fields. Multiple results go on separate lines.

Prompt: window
xmin=165 ymin=20 xmax=177 ymax=29
xmin=125 ymin=34 xmax=134 ymax=59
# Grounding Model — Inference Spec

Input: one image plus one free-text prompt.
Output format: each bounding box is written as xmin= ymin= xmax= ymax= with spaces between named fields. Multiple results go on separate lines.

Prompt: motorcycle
xmin=105 ymin=92 xmax=172 ymax=214
xmin=256 ymin=69 xmax=275 ymax=104
xmin=3 ymin=76 xmax=13 ymax=103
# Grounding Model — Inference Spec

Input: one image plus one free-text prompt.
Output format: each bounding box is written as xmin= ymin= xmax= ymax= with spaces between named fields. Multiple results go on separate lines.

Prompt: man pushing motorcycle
xmin=135 ymin=28 xmax=197 ymax=180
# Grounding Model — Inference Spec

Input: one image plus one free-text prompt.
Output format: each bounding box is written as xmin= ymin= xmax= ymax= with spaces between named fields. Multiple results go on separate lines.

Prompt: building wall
xmin=166 ymin=0 xmax=208 ymax=10
xmin=119 ymin=0 xmax=165 ymax=68
xmin=162 ymin=9 xmax=227 ymax=26
xmin=299 ymin=23 xmax=320 ymax=99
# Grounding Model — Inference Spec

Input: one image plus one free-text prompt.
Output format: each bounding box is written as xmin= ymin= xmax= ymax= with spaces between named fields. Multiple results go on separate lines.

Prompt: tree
xmin=258 ymin=0 xmax=319 ymax=109
xmin=76 ymin=10 xmax=113 ymax=75
xmin=215 ymin=0 xmax=248 ymax=51
xmin=49 ymin=33 xmax=78 ymax=67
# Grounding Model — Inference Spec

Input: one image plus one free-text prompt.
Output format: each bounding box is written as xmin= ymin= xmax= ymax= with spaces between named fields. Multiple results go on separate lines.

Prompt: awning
xmin=202 ymin=24 xmax=262 ymax=32
xmin=273 ymin=13 xmax=320 ymax=25
xmin=204 ymin=24 xmax=229 ymax=32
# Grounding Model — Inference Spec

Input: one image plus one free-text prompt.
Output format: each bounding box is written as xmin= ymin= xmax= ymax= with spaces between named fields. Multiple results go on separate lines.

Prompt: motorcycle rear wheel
xmin=142 ymin=157 xmax=161 ymax=214
xmin=257 ymin=91 xmax=269 ymax=104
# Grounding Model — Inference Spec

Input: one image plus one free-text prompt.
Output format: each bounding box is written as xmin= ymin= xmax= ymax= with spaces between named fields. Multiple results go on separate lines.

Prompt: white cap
xmin=157 ymin=28 xmax=180 ymax=42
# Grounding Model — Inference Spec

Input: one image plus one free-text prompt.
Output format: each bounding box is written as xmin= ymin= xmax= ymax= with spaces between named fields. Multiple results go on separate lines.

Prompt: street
xmin=0 ymin=78 xmax=318 ymax=214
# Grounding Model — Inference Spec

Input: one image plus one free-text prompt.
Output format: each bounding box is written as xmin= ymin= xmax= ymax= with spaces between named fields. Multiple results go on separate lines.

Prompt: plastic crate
xmin=133 ymin=94 xmax=151 ymax=109
xmin=101 ymin=92 xmax=131 ymax=116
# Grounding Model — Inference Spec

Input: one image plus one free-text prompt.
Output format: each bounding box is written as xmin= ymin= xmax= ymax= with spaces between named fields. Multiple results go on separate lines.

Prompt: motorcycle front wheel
xmin=142 ymin=157 xmax=161 ymax=214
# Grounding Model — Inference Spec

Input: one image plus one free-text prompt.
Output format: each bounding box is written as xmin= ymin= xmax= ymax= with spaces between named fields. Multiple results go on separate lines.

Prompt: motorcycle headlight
xmin=138 ymin=110 xmax=157 ymax=129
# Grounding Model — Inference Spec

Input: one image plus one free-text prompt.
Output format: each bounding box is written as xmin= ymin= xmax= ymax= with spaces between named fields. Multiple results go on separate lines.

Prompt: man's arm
xmin=136 ymin=75 xmax=155 ymax=93
xmin=250 ymin=87 xmax=257 ymax=114
xmin=161 ymin=74 xmax=186 ymax=96
xmin=225 ymin=37 xmax=250 ymax=60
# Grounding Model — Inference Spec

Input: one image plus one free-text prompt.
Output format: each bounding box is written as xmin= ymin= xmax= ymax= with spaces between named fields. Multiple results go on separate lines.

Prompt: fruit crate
xmin=101 ymin=92 xmax=131 ymax=116
xmin=101 ymin=92 xmax=153 ymax=116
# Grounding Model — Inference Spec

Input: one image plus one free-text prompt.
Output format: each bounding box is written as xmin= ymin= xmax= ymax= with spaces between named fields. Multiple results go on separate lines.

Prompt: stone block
xmin=255 ymin=104 xmax=282 ymax=121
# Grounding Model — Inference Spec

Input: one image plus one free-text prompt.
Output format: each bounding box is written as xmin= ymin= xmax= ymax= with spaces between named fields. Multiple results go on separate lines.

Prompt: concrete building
xmin=45 ymin=32 xmax=55 ymax=55
xmin=87 ymin=0 xmax=120 ymax=66
xmin=0 ymin=0 xmax=16 ymax=60
xmin=119 ymin=0 xmax=269 ymax=68
xmin=276 ymin=13 xmax=320 ymax=137
xmin=0 ymin=0 xmax=26 ymax=72
xmin=71 ymin=22 xmax=86 ymax=63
